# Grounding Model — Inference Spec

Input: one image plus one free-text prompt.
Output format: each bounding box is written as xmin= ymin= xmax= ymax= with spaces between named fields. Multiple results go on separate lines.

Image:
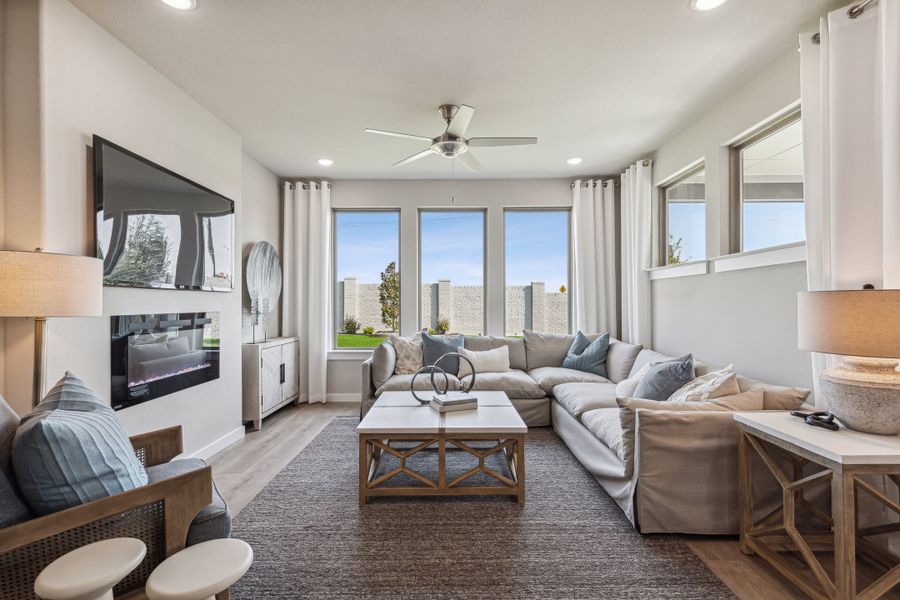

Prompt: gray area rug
xmin=231 ymin=417 xmax=735 ymax=599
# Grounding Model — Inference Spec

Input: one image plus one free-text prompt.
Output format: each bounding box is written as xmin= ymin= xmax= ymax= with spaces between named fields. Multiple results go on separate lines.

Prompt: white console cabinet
xmin=242 ymin=337 xmax=300 ymax=430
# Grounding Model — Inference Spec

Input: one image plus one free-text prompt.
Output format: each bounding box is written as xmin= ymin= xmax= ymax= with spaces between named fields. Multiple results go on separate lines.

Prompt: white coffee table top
xmin=734 ymin=411 xmax=900 ymax=465
xmin=34 ymin=537 xmax=146 ymax=600
xmin=146 ymin=538 xmax=253 ymax=600
xmin=359 ymin=391 xmax=527 ymax=435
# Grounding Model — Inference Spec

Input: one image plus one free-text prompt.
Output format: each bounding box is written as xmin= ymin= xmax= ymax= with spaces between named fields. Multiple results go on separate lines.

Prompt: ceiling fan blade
xmin=365 ymin=129 xmax=433 ymax=142
xmin=446 ymin=105 xmax=475 ymax=138
xmin=457 ymin=151 xmax=482 ymax=172
xmin=467 ymin=137 xmax=538 ymax=147
xmin=393 ymin=148 xmax=434 ymax=167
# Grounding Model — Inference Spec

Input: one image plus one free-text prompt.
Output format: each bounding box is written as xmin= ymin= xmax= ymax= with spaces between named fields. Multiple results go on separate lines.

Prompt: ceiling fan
xmin=364 ymin=104 xmax=537 ymax=172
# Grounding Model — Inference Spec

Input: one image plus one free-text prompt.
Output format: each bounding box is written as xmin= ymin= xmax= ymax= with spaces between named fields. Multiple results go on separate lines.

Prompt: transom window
xmin=661 ymin=166 xmax=706 ymax=265
xmin=333 ymin=210 xmax=400 ymax=349
xmin=504 ymin=210 xmax=570 ymax=335
xmin=733 ymin=113 xmax=805 ymax=252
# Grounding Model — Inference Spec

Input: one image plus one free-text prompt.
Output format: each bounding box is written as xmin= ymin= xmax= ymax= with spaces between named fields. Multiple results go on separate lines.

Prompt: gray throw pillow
xmin=0 ymin=395 xmax=31 ymax=527
xmin=633 ymin=354 xmax=695 ymax=401
xmin=12 ymin=372 xmax=148 ymax=516
xmin=421 ymin=332 xmax=464 ymax=376
xmin=562 ymin=332 xmax=609 ymax=377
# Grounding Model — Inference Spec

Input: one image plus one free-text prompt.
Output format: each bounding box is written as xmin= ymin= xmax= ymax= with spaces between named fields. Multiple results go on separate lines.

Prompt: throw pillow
xmin=457 ymin=345 xmax=510 ymax=378
xmin=667 ymin=365 xmax=741 ymax=403
xmin=736 ymin=375 xmax=812 ymax=410
xmin=12 ymin=372 xmax=149 ymax=516
xmin=389 ymin=333 xmax=423 ymax=374
xmin=562 ymin=332 xmax=609 ymax=377
xmin=615 ymin=363 xmax=651 ymax=399
xmin=0 ymin=395 xmax=31 ymax=527
xmin=633 ymin=354 xmax=695 ymax=401
xmin=421 ymin=332 xmax=464 ymax=376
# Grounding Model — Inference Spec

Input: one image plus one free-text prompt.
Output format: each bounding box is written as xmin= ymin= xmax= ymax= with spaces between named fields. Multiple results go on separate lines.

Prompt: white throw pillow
xmin=389 ymin=333 xmax=423 ymax=374
xmin=667 ymin=365 xmax=740 ymax=403
xmin=457 ymin=345 xmax=510 ymax=378
xmin=615 ymin=363 xmax=651 ymax=399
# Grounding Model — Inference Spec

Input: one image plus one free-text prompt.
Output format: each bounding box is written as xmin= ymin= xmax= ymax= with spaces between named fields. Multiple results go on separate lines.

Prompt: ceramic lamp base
xmin=820 ymin=357 xmax=900 ymax=435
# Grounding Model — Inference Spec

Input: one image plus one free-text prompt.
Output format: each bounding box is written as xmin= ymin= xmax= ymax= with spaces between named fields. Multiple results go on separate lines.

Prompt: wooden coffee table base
xmin=358 ymin=433 xmax=525 ymax=507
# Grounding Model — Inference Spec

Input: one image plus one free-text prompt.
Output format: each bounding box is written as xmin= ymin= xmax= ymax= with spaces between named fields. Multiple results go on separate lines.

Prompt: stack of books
xmin=430 ymin=391 xmax=478 ymax=413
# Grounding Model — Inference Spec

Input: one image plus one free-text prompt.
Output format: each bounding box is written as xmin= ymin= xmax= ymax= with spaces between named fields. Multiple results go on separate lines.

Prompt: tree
xmin=378 ymin=261 xmax=400 ymax=332
xmin=108 ymin=215 xmax=172 ymax=283
xmin=667 ymin=234 xmax=686 ymax=265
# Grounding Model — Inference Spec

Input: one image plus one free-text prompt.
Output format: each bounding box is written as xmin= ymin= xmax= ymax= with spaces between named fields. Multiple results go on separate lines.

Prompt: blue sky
xmin=335 ymin=210 xmax=569 ymax=287
xmin=743 ymin=202 xmax=805 ymax=251
xmin=668 ymin=203 xmax=706 ymax=262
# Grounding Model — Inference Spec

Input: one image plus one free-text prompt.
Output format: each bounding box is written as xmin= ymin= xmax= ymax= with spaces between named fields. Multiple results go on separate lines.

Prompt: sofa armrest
xmin=633 ymin=409 xmax=742 ymax=534
xmin=0 ymin=465 xmax=212 ymax=598
xmin=130 ymin=425 xmax=183 ymax=467
xmin=361 ymin=356 xmax=376 ymax=418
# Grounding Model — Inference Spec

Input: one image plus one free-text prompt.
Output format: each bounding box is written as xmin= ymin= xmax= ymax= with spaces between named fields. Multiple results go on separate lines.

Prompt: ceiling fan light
xmin=690 ymin=0 xmax=727 ymax=11
xmin=567 ymin=157 xmax=583 ymax=165
xmin=161 ymin=0 xmax=197 ymax=10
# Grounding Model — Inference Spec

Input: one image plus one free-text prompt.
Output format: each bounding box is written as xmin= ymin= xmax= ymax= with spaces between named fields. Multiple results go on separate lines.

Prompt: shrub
xmin=342 ymin=315 xmax=361 ymax=335
xmin=435 ymin=317 xmax=450 ymax=335
xmin=363 ymin=326 xmax=375 ymax=336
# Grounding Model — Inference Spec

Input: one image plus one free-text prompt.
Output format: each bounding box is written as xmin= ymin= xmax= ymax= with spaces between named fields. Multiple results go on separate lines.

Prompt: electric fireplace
xmin=110 ymin=312 xmax=221 ymax=410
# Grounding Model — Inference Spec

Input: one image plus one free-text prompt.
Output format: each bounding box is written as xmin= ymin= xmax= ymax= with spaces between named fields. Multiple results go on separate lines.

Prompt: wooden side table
xmin=735 ymin=412 xmax=900 ymax=600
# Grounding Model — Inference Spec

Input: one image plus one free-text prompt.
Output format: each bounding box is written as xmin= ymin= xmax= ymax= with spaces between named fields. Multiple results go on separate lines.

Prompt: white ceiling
xmin=70 ymin=0 xmax=839 ymax=180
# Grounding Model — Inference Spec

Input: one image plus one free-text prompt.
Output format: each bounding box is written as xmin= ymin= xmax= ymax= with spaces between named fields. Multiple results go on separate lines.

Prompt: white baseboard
xmin=326 ymin=393 xmax=360 ymax=403
xmin=187 ymin=426 xmax=245 ymax=461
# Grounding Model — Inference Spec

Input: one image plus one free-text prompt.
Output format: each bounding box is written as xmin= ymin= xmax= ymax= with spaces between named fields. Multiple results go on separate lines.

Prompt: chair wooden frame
xmin=0 ymin=426 xmax=230 ymax=600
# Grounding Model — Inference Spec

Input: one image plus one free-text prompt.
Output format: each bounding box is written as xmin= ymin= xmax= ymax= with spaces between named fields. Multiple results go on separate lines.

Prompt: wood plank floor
xmin=208 ymin=402 xmax=895 ymax=600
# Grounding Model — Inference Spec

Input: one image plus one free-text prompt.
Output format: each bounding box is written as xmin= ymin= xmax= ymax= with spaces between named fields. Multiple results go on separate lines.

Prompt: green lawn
xmin=337 ymin=334 xmax=388 ymax=348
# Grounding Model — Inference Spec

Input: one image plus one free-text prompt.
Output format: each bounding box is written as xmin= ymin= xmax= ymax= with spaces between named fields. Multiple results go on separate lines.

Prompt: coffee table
xmin=357 ymin=391 xmax=527 ymax=507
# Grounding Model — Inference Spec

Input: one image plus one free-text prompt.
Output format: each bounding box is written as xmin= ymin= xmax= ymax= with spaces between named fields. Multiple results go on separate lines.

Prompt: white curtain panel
xmin=801 ymin=0 xmax=900 ymax=397
xmin=572 ymin=179 xmax=618 ymax=337
xmin=282 ymin=181 xmax=331 ymax=404
xmin=619 ymin=161 xmax=653 ymax=347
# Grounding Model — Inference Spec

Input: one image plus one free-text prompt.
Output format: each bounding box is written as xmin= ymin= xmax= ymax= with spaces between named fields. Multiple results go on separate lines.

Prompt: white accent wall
xmin=649 ymin=48 xmax=813 ymax=389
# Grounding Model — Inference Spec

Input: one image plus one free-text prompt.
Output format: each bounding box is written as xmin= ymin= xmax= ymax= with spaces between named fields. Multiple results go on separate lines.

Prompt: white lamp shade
xmin=0 ymin=250 xmax=103 ymax=317
xmin=797 ymin=290 xmax=900 ymax=358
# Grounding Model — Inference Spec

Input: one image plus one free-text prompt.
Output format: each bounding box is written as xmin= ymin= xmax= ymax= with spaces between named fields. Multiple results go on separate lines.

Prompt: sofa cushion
xmin=553 ymin=382 xmax=618 ymax=418
xmin=146 ymin=458 xmax=232 ymax=546
xmin=633 ymin=354 xmax=695 ymax=401
xmin=736 ymin=375 xmax=811 ymax=410
xmin=389 ymin=333 xmax=423 ymax=374
xmin=528 ymin=367 xmax=610 ymax=394
xmin=376 ymin=373 xmax=461 ymax=396
xmin=371 ymin=342 xmax=396 ymax=389
xmin=562 ymin=332 xmax=609 ymax=378
xmin=523 ymin=330 xmax=574 ymax=369
xmin=458 ymin=345 xmax=510 ymax=378
xmin=464 ymin=336 xmax=527 ymax=370
xmin=12 ymin=372 xmax=149 ymax=516
xmin=606 ymin=338 xmax=643 ymax=383
xmin=0 ymin=395 xmax=31 ymax=528
xmin=459 ymin=369 xmax=545 ymax=399
xmin=422 ymin=333 xmax=464 ymax=375
xmin=668 ymin=366 xmax=740 ymax=403
xmin=581 ymin=408 xmax=625 ymax=464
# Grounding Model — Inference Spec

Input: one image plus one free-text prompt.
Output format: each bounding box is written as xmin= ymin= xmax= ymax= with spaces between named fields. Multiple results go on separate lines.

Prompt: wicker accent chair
xmin=0 ymin=425 xmax=230 ymax=600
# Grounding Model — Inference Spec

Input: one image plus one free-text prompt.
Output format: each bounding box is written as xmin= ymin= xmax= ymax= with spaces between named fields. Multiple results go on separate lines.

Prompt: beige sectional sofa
xmin=360 ymin=332 xmax=809 ymax=534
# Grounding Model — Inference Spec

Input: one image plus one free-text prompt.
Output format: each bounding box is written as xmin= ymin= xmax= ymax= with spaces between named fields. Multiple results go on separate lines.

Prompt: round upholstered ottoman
xmin=145 ymin=539 xmax=253 ymax=600
xmin=34 ymin=537 xmax=147 ymax=600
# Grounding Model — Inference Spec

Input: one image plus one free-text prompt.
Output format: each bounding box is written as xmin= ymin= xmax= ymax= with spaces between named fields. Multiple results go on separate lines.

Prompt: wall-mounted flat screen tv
xmin=94 ymin=135 xmax=235 ymax=291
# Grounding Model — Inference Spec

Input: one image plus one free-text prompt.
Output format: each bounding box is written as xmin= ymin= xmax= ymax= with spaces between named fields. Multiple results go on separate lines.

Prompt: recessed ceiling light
xmin=691 ymin=0 xmax=727 ymax=11
xmin=566 ymin=157 xmax=583 ymax=165
xmin=161 ymin=0 xmax=197 ymax=10
xmin=317 ymin=158 xmax=334 ymax=167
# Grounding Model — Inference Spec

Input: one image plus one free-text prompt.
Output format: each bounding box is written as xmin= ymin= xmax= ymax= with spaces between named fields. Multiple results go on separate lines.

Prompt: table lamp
xmin=0 ymin=249 xmax=103 ymax=407
xmin=797 ymin=289 xmax=900 ymax=435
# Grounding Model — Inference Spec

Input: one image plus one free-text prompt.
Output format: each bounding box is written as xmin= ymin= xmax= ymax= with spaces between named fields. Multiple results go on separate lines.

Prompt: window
xmin=661 ymin=166 xmax=706 ymax=265
xmin=733 ymin=113 xmax=804 ymax=252
xmin=419 ymin=210 xmax=485 ymax=335
xmin=504 ymin=210 xmax=570 ymax=335
xmin=333 ymin=210 xmax=400 ymax=349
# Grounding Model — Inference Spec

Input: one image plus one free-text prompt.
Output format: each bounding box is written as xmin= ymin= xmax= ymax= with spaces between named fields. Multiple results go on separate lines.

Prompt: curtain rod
xmin=570 ymin=180 xmax=621 ymax=189
xmin=848 ymin=0 xmax=877 ymax=18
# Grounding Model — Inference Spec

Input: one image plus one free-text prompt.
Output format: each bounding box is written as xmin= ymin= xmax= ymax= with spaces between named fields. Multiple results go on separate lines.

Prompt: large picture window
xmin=333 ymin=210 xmax=400 ymax=349
xmin=733 ymin=113 xmax=805 ymax=252
xmin=504 ymin=210 xmax=570 ymax=336
xmin=419 ymin=210 xmax=485 ymax=335
xmin=661 ymin=166 xmax=706 ymax=265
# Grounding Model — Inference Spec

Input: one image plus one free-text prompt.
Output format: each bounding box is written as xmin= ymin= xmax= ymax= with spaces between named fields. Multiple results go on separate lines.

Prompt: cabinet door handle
xmin=280 ymin=363 xmax=285 ymax=384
